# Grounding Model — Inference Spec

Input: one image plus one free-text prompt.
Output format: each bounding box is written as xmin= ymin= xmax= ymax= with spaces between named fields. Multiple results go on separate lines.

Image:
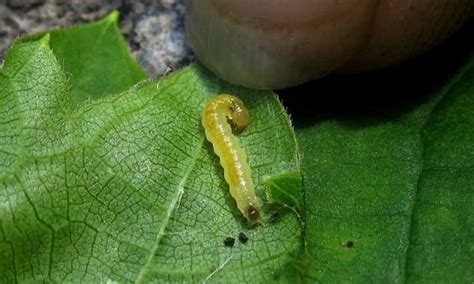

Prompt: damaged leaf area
xmin=0 ymin=18 xmax=302 ymax=283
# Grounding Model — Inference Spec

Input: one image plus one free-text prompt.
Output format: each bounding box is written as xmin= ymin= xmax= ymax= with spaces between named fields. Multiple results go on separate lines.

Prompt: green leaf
xmin=3 ymin=9 xmax=472 ymax=283
xmin=297 ymin=56 xmax=474 ymax=282
xmin=18 ymin=11 xmax=147 ymax=105
xmin=0 ymin=35 xmax=302 ymax=283
xmin=264 ymin=170 xmax=303 ymax=211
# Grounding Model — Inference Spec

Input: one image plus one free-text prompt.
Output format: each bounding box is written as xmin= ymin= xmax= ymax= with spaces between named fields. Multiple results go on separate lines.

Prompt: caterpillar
xmin=202 ymin=94 xmax=261 ymax=225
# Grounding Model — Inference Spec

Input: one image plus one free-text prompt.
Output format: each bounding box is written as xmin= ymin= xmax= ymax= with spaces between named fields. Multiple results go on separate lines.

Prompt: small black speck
xmin=269 ymin=211 xmax=280 ymax=223
xmin=224 ymin=237 xmax=235 ymax=247
xmin=346 ymin=241 xmax=354 ymax=248
xmin=238 ymin=232 xmax=248 ymax=244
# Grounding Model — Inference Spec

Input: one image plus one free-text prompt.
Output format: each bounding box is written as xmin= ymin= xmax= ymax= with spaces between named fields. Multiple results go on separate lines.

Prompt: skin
xmin=186 ymin=0 xmax=474 ymax=89
xmin=202 ymin=94 xmax=261 ymax=225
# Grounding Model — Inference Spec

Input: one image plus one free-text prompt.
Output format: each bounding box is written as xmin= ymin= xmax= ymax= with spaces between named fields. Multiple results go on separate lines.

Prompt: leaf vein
xmin=134 ymin=137 xmax=205 ymax=283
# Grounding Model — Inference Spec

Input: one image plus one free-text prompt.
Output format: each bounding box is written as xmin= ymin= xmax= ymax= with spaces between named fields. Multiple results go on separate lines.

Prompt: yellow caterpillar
xmin=202 ymin=94 xmax=261 ymax=225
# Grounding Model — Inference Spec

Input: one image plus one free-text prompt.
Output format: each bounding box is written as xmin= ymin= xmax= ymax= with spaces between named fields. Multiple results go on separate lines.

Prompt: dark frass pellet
xmin=238 ymin=232 xmax=248 ymax=244
xmin=224 ymin=237 xmax=235 ymax=247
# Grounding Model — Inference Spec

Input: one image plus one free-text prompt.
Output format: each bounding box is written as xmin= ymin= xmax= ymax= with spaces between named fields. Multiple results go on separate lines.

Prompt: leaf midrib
xmin=134 ymin=137 xmax=205 ymax=284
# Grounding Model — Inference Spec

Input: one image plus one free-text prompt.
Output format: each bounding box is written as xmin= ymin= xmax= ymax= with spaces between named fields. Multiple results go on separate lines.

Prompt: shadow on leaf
xmin=279 ymin=19 xmax=474 ymax=129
